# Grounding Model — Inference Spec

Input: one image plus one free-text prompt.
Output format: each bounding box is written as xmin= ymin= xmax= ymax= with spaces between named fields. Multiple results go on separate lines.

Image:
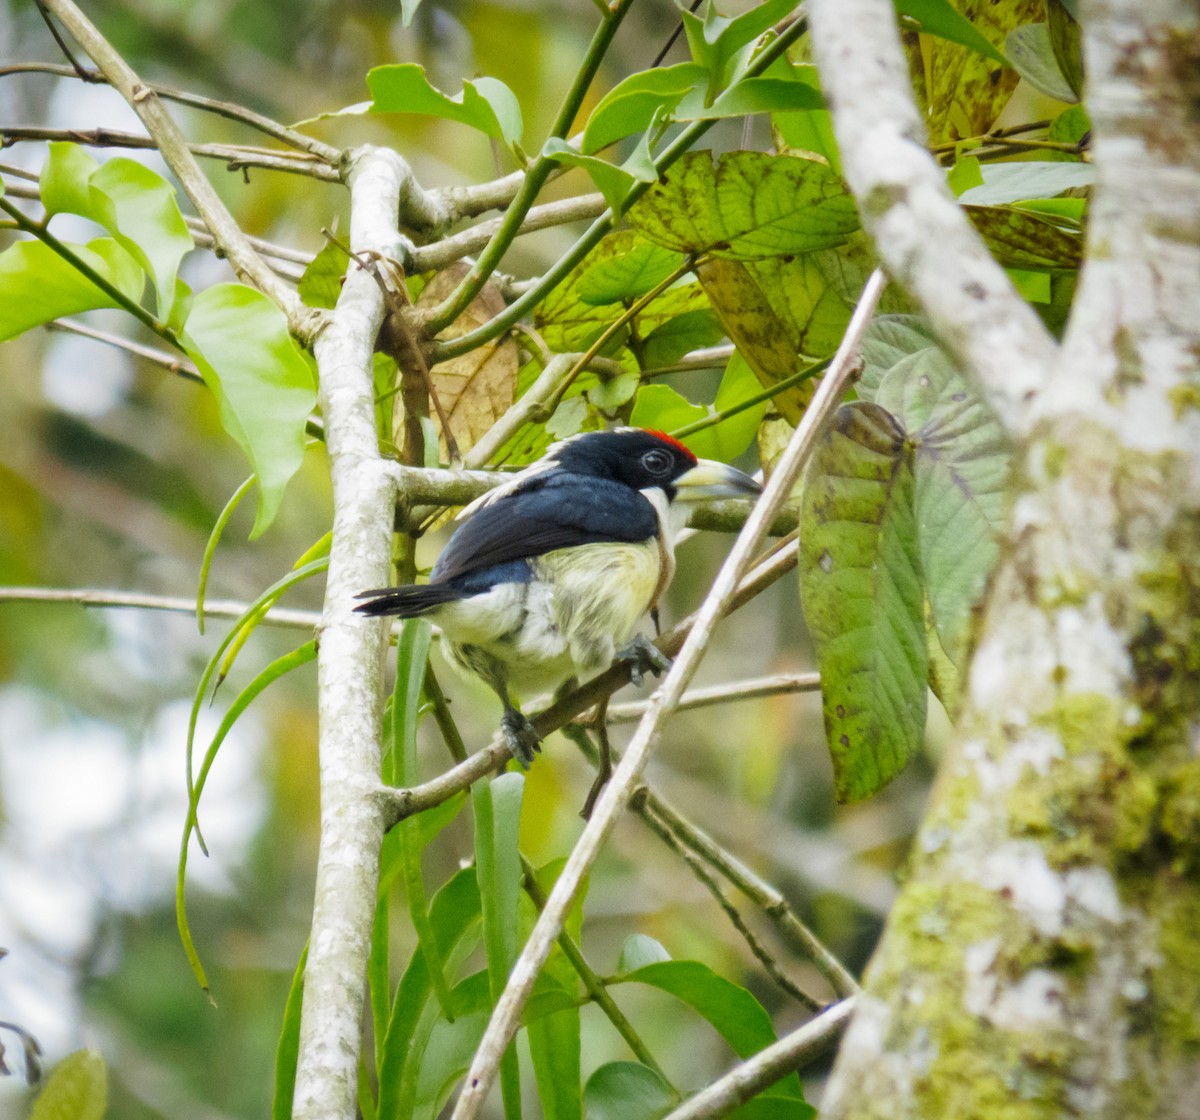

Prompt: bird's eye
xmin=641 ymin=448 xmax=673 ymax=474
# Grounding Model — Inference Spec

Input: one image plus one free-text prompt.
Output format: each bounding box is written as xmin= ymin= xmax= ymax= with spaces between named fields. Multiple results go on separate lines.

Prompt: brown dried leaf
xmin=417 ymin=262 xmax=519 ymax=458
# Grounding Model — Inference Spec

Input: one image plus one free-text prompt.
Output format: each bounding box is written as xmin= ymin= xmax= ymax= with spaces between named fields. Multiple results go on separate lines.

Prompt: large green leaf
xmin=671 ymin=75 xmax=824 ymax=122
xmin=628 ymin=151 xmax=858 ymax=260
xmin=923 ymin=0 xmax=1041 ymax=144
xmin=41 ymin=142 xmax=193 ymax=320
xmin=957 ymin=160 xmax=1093 ymax=206
xmin=857 ymin=314 xmax=938 ymax=399
xmin=583 ymin=63 xmax=707 ymax=153
xmin=365 ymin=64 xmax=522 ymax=145
xmin=0 ymin=237 xmax=143 ymax=341
xmin=964 ymin=204 xmax=1082 ymax=270
xmin=584 ymin=1062 xmax=675 ymax=1120
xmin=799 ymin=402 xmax=927 ymax=802
xmin=472 ymin=772 xmax=525 ymax=1120
xmin=536 ymin=231 xmax=708 ymax=352
xmin=30 ymin=1050 xmax=107 ymax=1120
xmin=182 ymin=284 xmax=316 ymax=537
xmin=575 ymin=241 xmax=686 ymax=306
xmin=894 ymin=0 xmax=1008 ymax=66
xmin=875 ymin=349 xmax=1010 ymax=670
xmin=1005 ymin=22 xmax=1078 ymax=103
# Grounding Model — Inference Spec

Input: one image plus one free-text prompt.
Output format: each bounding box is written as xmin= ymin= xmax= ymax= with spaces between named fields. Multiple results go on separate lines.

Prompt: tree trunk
xmin=817 ymin=1 xmax=1200 ymax=1115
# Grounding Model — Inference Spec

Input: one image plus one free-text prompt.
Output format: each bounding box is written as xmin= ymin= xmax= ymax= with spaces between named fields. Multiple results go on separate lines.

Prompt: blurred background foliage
xmin=0 ymin=1 xmax=941 ymax=1116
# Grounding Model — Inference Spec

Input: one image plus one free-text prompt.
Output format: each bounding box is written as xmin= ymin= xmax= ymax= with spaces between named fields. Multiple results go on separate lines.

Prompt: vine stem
xmin=447 ymin=268 xmax=887 ymax=1120
xmin=422 ymin=0 xmax=637 ymax=333
xmin=429 ymin=12 xmax=812 ymax=363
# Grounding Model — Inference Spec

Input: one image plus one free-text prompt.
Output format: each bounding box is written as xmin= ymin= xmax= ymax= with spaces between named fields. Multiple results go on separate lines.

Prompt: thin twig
xmin=634 ymin=800 xmax=824 ymax=1011
xmin=0 ymin=125 xmax=340 ymax=181
xmin=46 ymin=319 xmax=204 ymax=383
xmin=447 ymin=269 xmax=888 ymax=1120
xmin=602 ymin=672 xmax=820 ymax=723
xmin=0 ymin=586 xmax=322 ymax=628
xmin=660 ymin=998 xmax=857 ymax=1120
xmin=0 ymin=60 xmax=343 ymax=164
xmin=409 ymin=193 xmax=608 ymax=273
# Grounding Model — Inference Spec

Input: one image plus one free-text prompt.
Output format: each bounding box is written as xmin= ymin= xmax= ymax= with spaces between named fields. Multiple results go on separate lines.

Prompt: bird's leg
xmin=614 ymin=633 xmax=673 ymax=687
xmin=498 ymin=692 xmax=541 ymax=769
xmin=581 ymin=694 xmax=613 ymax=821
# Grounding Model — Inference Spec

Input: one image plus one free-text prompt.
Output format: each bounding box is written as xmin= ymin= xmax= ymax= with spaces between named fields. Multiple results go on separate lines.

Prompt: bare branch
xmin=0 ymin=60 xmax=343 ymax=163
xmin=409 ymin=192 xmax=608 ymax=273
xmin=0 ymin=585 xmax=320 ymax=628
xmin=448 ymin=270 xmax=887 ymax=1120
xmin=0 ymin=125 xmax=340 ymax=180
xmin=660 ymin=998 xmax=857 ymax=1120
xmin=290 ymin=146 xmax=409 ymax=1120
xmin=603 ymin=672 xmax=820 ymax=723
xmin=46 ymin=319 xmax=204 ymax=383
xmin=807 ymin=0 xmax=1058 ymax=438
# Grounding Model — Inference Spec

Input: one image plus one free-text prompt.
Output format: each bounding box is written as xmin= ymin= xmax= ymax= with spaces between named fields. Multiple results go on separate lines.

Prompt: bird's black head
xmin=549 ymin=429 xmax=699 ymax=493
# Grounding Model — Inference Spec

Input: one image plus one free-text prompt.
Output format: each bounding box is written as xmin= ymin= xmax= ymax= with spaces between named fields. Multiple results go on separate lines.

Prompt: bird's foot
xmin=501 ymin=708 xmax=542 ymax=769
xmin=615 ymin=634 xmax=673 ymax=687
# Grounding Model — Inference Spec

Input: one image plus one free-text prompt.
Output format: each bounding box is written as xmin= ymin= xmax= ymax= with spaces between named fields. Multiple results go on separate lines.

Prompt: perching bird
xmin=355 ymin=428 xmax=760 ymax=774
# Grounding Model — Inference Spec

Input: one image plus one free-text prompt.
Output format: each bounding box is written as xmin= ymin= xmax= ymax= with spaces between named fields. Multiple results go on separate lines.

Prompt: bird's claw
xmin=615 ymin=634 xmax=673 ymax=687
xmin=501 ymin=709 xmax=542 ymax=769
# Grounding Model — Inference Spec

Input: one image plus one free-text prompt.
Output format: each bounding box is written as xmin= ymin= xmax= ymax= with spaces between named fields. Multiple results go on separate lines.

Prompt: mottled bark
xmin=812 ymin=1 xmax=1200 ymax=1116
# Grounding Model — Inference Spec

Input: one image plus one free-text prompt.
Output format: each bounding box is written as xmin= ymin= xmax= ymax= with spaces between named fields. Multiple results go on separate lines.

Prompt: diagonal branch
xmin=447 ymin=269 xmax=887 ymax=1120
xmin=660 ymin=997 xmax=857 ymax=1120
xmin=807 ymin=0 xmax=1058 ymax=439
xmin=38 ymin=0 xmax=324 ymax=342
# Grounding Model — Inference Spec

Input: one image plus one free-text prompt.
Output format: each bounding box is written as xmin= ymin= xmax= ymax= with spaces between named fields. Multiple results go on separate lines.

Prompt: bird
xmin=355 ymin=427 xmax=761 ymax=781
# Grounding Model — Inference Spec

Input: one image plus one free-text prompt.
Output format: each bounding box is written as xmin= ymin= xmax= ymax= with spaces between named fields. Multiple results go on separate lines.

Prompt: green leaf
xmin=0 ymin=237 xmax=143 ymax=341
xmin=964 ymin=204 xmax=1082 ymax=270
xmin=182 ymin=283 xmax=316 ymax=537
xmin=894 ymin=0 xmax=1009 ymax=66
xmin=582 ymin=63 xmax=707 ymax=154
xmin=543 ymin=133 xmax=658 ymax=216
xmin=921 ymin=0 xmax=1041 ymax=144
xmin=858 ymin=314 xmax=938 ymax=400
xmin=528 ymin=1005 xmax=582 ymax=1120
xmin=957 ymin=160 xmax=1093 ymax=206
xmin=41 ymin=143 xmax=193 ymax=319
xmin=772 ymin=65 xmax=839 ymax=171
xmin=299 ymin=241 xmax=349 ymax=309
xmin=575 ymin=241 xmax=687 ymax=306
xmin=366 ymin=64 xmax=523 ymax=145
xmin=536 ymin=230 xmax=710 ymax=353
xmin=271 ymin=944 xmax=308 ymax=1120
xmin=1004 ymin=23 xmax=1078 ymax=103
xmin=472 ymin=772 xmax=525 ymax=1120
xmin=631 ymin=375 xmax=764 ymax=462
xmin=875 ymin=349 xmax=1010 ymax=669
xmin=946 ymin=154 xmax=984 ymax=197
xmin=583 ymin=1062 xmax=674 ymax=1120
xmin=30 ymin=1049 xmax=107 ymax=1120
xmin=618 ymin=933 xmax=671 ymax=973
xmin=640 ymin=308 xmax=726 ymax=369
xmin=799 ymin=403 xmax=926 ymax=802
xmin=1046 ymin=0 xmax=1084 ymax=99
xmin=618 ymin=961 xmax=805 ymax=1107
xmin=629 ymin=151 xmax=858 ymax=260
xmin=681 ymin=0 xmax=798 ymax=97
xmin=672 ymin=76 xmax=823 ymax=122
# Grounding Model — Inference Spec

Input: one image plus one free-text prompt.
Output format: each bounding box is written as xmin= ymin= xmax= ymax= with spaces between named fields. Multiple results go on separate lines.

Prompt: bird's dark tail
xmin=354 ymin=584 xmax=465 ymax=618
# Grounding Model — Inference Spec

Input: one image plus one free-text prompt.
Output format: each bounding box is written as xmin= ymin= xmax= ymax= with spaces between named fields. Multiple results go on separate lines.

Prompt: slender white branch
xmin=448 ymin=270 xmax=888 ymax=1120
xmin=807 ymin=0 xmax=1058 ymax=438
xmin=661 ymin=998 xmax=857 ymax=1120
xmin=602 ymin=672 xmax=820 ymax=723
xmin=0 ymin=586 xmax=321 ymax=628
xmin=290 ymin=146 xmax=407 ymax=1120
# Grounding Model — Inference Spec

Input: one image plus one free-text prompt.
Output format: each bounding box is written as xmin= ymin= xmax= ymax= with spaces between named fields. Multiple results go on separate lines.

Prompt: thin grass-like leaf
xmin=196 ymin=475 xmax=254 ymax=636
xmin=271 ymin=943 xmax=308 ymax=1120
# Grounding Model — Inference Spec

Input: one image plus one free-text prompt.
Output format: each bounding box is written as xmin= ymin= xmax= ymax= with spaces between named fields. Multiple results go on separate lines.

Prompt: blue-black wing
xmin=431 ymin=474 xmax=659 ymax=585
